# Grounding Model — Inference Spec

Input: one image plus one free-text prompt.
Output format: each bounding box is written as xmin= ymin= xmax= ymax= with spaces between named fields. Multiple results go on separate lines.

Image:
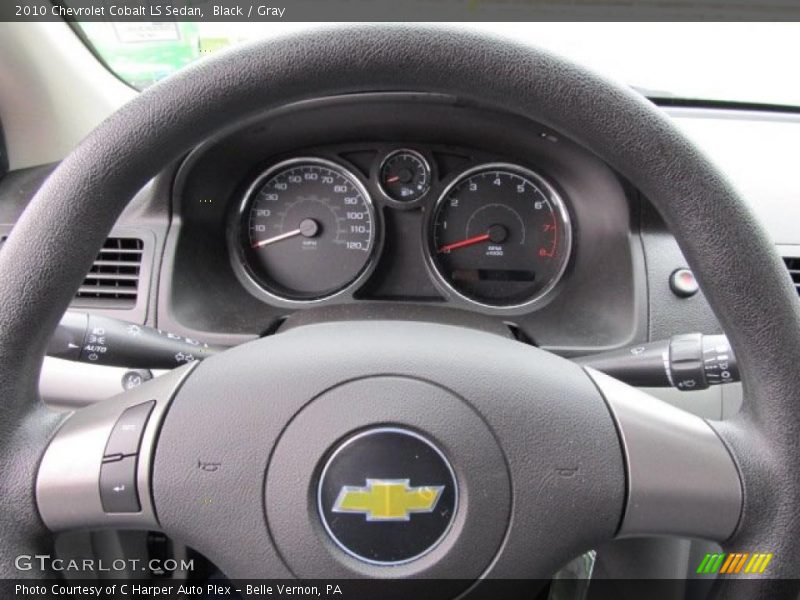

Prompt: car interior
xmin=1 ymin=19 xmax=799 ymax=600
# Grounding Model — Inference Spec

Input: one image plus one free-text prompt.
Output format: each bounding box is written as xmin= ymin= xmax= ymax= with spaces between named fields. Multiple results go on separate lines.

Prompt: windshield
xmin=76 ymin=22 xmax=800 ymax=107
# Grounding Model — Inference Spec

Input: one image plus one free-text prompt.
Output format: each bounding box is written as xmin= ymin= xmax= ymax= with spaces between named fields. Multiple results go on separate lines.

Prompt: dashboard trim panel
xmin=159 ymin=91 xmax=644 ymax=352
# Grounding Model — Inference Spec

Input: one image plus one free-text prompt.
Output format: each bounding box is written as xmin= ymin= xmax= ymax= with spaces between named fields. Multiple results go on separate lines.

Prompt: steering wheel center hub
xmin=317 ymin=427 xmax=458 ymax=565
xmin=266 ymin=375 xmax=510 ymax=580
xmin=150 ymin=321 xmax=625 ymax=580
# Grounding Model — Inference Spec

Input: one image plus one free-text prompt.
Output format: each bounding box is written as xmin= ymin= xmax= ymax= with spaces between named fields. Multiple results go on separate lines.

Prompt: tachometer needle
xmin=252 ymin=218 xmax=320 ymax=249
xmin=438 ymin=233 xmax=491 ymax=253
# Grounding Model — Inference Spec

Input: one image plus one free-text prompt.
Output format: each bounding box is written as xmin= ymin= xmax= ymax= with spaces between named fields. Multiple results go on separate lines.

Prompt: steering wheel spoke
xmin=36 ymin=364 xmax=196 ymax=534
xmin=585 ymin=368 xmax=742 ymax=542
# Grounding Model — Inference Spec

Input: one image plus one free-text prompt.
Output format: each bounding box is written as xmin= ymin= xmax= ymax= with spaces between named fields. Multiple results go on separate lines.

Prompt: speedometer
xmin=235 ymin=158 xmax=378 ymax=303
xmin=427 ymin=163 xmax=571 ymax=310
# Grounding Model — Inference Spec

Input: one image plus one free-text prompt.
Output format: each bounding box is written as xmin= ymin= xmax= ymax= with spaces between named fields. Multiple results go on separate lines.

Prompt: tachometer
xmin=428 ymin=163 xmax=571 ymax=309
xmin=236 ymin=158 xmax=377 ymax=302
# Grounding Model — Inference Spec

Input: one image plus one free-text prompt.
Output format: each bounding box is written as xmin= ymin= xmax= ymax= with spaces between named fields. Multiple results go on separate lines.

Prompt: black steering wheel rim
xmin=1 ymin=25 xmax=799 ymax=594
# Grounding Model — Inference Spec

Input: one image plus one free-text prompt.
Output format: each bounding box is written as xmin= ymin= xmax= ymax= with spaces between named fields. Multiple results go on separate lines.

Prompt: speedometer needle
xmin=438 ymin=233 xmax=491 ymax=253
xmin=252 ymin=218 xmax=319 ymax=249
xmin=253 ymin=228 xmax=302 ymax=249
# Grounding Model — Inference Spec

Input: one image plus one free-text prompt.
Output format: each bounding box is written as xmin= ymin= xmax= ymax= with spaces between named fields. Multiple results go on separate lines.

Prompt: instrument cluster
xmin=229 ymin=147 xmax=573 ymax=314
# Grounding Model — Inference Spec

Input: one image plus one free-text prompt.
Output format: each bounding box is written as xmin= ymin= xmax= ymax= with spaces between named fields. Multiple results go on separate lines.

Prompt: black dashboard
xmin=162 ymin=93 xmax=643 ymax=352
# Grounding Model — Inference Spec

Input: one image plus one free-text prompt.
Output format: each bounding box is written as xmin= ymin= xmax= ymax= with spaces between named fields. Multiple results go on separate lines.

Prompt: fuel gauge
xmin=378 ymin=149 xmax=431 ymax=202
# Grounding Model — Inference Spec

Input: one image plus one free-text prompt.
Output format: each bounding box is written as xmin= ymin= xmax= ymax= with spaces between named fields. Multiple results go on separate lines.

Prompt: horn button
xmin=153 ymin=322 xmax=623 ymax=582
xmin=318 ymin=427 xmax=458 ymax=565
xmin=266 ymin=376 xmax=511 ymax=580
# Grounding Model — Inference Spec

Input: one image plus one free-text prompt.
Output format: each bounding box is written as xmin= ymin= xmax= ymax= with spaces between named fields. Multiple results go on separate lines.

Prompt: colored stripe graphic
xmin=720 ymin=553 xmax=737 ymax=574
xmin=733 ymin=553 xmax=749 ymax=573
xmin=697 ymin=553 xmax=725 ymax=574
xmin=695 ymin=554 xmax=711 ymax=573
xmin=698 ymin=552 xmax=773 ymax=574
xmin=757 ymin=554 xmax=773 ymax=573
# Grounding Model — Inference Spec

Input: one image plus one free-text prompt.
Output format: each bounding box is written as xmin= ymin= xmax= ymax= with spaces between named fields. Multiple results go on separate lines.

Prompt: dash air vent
xmin=783 ymin=256 xmax=800 ymax=296
xmin=74 ymin=237 xmax=144 ymax=308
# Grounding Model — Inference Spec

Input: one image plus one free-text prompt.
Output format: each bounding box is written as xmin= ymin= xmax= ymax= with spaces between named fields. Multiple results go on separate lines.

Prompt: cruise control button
xmin=100 ymin=455 xmax=140 ymax=513
xmin=103 ymin=400 xmax=155 ymax=458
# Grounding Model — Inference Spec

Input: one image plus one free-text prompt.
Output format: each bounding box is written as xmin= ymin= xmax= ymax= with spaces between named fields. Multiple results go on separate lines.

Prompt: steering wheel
xmin=2 ymin=26 xmax=799 ymax=597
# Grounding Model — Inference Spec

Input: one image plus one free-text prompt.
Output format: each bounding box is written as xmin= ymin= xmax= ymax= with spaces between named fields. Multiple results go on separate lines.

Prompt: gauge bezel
xmin=229 ymin=156 xmax=381 ymax=307
xmin=377 ymin=148 xmax=432 ymax=205
xmin=424 ymin=162 xmax=573 ymax=314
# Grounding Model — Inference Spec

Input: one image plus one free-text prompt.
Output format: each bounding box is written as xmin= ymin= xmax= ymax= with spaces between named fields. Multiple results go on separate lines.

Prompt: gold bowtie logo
xmin=332 ymin=479 xmax=444 ymax=521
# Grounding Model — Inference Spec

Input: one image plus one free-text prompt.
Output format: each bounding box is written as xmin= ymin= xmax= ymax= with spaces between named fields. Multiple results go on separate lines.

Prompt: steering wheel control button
xmin=317 ymin=428 xmax=457 ymax=565
xmin=669 ymin=333 xmax=706 ymax=391
xmin=670 ymin=268 xmax=699 ymax=297
xmin=103 ymin=400 xmax=155 ymax=459
xmin=121 ymin=369 xmax=153 ymax=391
xmin=99 ymin=455 xmax=140 ymax=513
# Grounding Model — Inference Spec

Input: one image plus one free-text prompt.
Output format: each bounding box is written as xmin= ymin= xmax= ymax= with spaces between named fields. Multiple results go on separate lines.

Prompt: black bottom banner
xmin=3 ymin=579 xmax=800 ymax=600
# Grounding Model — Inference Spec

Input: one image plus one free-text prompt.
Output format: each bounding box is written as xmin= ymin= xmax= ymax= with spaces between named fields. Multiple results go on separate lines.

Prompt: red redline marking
xmin=438 ymin=233 xmax=491 ymax=253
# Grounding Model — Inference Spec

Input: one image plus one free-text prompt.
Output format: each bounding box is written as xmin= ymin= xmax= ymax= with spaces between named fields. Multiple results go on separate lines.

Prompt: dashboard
xmin=3 ymin=90 xmax=794 ymax=422
xmin=5 ymin=92 xmax=797 ymax=370
xmin=163 ymin=93 xmax=641 ymax=352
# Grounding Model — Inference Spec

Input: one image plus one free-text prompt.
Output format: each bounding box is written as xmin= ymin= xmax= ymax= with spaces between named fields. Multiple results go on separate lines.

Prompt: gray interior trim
xmin=776 ymin=243 xmax=800 ymax=257
xmin=40 ymin=357 xmax=168 ymax=411
xmin=0 ymin=22 xmax=135 ymax=170
xmin=36 ymin=363 xmax=195 ymax=532
xmin=667 ymin=107 xmax=800 ymax=246
xmin=587 ymin=368 xmax=742 ymax=541
xmin=39 ymin=358 xmax=138 ymax=411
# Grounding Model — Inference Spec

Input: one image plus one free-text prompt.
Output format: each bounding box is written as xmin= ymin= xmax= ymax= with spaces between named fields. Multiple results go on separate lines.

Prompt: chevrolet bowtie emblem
xmin=332 ymin=479 xmax=444 ymax=521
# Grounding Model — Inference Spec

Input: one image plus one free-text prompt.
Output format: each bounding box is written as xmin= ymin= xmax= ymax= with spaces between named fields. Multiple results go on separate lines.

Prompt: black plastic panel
xmin=0 ymin=163 xmax=167 ymax=326
xmin=639 ymin=201 xmax=723 ymax=341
